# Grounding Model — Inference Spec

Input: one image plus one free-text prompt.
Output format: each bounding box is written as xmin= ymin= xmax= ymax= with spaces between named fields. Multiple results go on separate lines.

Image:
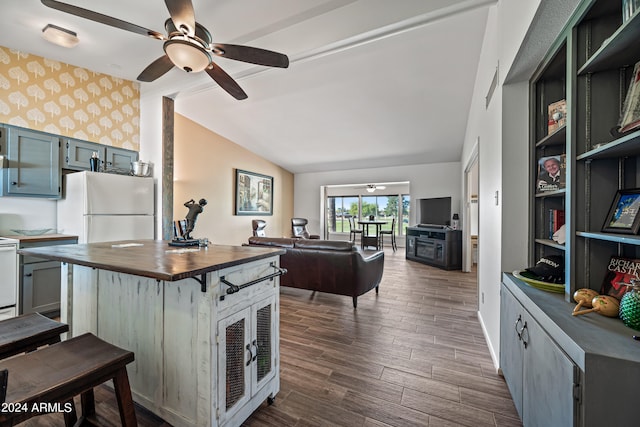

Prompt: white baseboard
xmin=477 ymin=309 xmax=500 ymax=373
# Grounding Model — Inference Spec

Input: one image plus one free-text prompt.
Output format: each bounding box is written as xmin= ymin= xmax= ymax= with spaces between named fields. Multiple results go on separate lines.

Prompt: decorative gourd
xmin=572 ymin=295 xmax=619 ymax=317
xmin=572 ymin=288 xmax=599 ymax=313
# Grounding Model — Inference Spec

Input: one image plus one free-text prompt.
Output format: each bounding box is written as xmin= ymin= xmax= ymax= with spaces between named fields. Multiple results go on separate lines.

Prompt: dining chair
xmin=379 ymin=217 xmax=397 ymax=251
xmin=348 ymin=216 xmax=363 ymax=243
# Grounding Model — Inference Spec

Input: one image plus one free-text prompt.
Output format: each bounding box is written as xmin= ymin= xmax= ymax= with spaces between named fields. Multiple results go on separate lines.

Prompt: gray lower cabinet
xmin=22 ymin=260 xmax=62 ymax=315
xmin=1 ymin=126 xmax=61 ymax=198
xmin=501 ymin=273 xmax=640 ymax=427
xmin=18 ymin=236 xmax=78 ymax=316
xmin=501 ymin=282 xmax=576 ymax=426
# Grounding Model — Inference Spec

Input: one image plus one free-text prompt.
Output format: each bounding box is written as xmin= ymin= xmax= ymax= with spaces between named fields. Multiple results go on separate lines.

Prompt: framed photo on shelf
xmin=235 ymin=169 xmax=273 ymax=216
xmin=602 ymin=189 xmax=640 ymax=234
xmin=536 ymin=154 xmax=566 ymax=193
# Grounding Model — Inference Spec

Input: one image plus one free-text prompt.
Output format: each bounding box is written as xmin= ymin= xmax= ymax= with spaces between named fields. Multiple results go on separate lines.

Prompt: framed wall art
xmin=235 ymin=169 xmax=273 ymax=215
xmin=602 ymin=189 xmax=640 ymax=234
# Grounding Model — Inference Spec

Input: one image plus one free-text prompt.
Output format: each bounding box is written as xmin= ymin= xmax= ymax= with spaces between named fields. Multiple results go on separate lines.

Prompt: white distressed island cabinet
xmin=19 ymin=240 xmax=286 ymax=427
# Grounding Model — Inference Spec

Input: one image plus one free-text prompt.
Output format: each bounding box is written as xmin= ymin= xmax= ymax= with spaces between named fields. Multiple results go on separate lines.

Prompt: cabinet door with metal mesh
xmin=251 ymin=295 xmax=277 ymax=392
xmin=218 ymin=306 xmax=251 ymax=422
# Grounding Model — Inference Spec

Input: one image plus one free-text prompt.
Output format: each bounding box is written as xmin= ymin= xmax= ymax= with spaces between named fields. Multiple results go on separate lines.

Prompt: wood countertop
xmin=18 ymin=240 xmax=285 ymax=282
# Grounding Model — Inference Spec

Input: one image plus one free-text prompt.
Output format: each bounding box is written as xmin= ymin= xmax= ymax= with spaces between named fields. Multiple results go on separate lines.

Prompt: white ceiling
xmin=0 ymin=0 xmax=494 ymax=173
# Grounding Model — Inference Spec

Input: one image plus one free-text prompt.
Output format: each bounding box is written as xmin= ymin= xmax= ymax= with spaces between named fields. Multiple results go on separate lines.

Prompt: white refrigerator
xmin=57 ymin=171 xmax=155 ymax=243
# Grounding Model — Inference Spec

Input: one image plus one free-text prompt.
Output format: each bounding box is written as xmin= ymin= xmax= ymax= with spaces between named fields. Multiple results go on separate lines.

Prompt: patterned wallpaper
xmin=0 ymin=46 xmax=140 ymax=150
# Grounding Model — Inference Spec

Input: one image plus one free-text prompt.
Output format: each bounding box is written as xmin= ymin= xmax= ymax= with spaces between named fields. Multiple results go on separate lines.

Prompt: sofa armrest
xmin=353 ymin=250 xmax=384 ymax=296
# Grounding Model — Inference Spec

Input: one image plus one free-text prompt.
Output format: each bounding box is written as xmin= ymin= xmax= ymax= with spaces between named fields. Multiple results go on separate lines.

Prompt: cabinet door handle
xmin=246 ymin=343 xmax=253 ymax=366
xmin=25 ymin=273 xmax=33 ymax=277
xmin=252 ymin=340 xmax=258 ymax=362
xmin=521 ymin=322 xmax=529 ymax=348
xmin=514 ymin=314 xmax=523 ymax=340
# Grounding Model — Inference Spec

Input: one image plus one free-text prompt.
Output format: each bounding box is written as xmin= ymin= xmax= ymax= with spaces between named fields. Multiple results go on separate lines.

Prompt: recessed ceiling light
xmin=42 ymin=24 xmax=79 ymax=48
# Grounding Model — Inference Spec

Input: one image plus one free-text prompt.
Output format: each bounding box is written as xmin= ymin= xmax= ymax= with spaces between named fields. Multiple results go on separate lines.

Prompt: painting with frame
xmin=602 ymin=189 xmax=640 ymax=234
xmin=235 ymin=169 xmax=273 ymax=215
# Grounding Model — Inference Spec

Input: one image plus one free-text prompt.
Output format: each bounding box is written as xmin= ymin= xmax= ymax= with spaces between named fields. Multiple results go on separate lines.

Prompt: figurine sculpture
xmin=169 ymin=198 xmax=207 ymax=247
xmin=183 ymin=198 xmax=207 ymax=240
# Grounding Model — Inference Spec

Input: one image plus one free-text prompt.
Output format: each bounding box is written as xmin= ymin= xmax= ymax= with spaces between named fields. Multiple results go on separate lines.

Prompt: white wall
xmin=461 ymin=0 xmax=580 ymax=369
xmin=294 ymin=162 xmax=462 ymax=237
xmin=0 ymin=198 xmax=57 ymax=235
xmin=462 ymin=4 xmax=503 ymax=367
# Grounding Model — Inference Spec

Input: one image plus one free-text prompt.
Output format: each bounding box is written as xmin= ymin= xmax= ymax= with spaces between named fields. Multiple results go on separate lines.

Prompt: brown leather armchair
xmin=252 ymin=219 xmax=267 ymax=236
xmin=291 ymin=217 xmax=320 ymax=239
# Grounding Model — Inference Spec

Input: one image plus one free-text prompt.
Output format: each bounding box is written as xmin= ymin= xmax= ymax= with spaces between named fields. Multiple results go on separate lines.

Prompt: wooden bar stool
xmin=0 ymin=333 xmax=137 ymax=426
xmin=0 ymin=313 xmax=69 ymax=360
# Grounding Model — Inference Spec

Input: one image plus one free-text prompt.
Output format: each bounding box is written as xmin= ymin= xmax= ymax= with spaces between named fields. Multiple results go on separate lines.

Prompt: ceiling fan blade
xmin=164 ymin=0 xmax=196 ymax=36
xmin=205 ymin=63 xmax=248 ymax=100
xmin=41 ymin=0 xmax=164 ymax=40
xmin=137 ymin=55 xmax=175 ymax=82
xmin=212 ymin=44 xmax=289 ymax=68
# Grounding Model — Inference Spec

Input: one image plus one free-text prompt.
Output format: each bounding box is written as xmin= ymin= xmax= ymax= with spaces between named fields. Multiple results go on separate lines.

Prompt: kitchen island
xmin=19 ymin=240 xmax=286 ymax=427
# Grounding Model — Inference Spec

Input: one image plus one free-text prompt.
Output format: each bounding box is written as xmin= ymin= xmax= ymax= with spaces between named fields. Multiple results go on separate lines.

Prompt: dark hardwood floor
xmin=20 ymin=248 xmax=521 ymax=427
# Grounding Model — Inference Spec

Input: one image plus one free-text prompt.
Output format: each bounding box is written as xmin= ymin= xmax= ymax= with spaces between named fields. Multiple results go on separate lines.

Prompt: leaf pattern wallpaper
xmin=0 ymin=46 xmax=140 ymax=150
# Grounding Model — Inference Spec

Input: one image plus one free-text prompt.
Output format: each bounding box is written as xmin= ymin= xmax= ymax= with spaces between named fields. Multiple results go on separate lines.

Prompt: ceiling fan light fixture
xmin=42 ymin=24 xmax=79 ymax=48
xmin=164 ymin=39 xmax=211 ymax=73
xmin=366 ymin=185 xmax=376 ymax=193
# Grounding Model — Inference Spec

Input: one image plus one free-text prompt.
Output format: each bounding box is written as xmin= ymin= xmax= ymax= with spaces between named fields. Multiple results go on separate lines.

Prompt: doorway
xmin=463 ymin=143 xmax=479 ymax=273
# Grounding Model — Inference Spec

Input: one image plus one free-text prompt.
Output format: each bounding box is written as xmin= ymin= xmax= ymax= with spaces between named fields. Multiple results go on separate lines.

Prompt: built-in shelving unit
xmin=529 ymin=1 xmax=640 ymax=295
xmin=502 ymin=7 xmax=640 ymax=425
xmin=530 ymin=39 xmax=568 ymax=273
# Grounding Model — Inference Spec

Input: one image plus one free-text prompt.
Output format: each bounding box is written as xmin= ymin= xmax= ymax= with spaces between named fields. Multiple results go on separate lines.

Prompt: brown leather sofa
xmin=247 ymin=236 xmax=384 ymax=308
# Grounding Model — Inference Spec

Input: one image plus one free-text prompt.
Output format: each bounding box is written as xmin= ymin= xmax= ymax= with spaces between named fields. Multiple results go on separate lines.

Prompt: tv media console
xmin=406 ymin=225 xmax=462 ymax=270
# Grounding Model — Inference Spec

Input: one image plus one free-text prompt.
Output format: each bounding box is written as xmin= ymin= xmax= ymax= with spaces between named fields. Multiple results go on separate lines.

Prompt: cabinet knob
xmin=11 ymin=181 xmax=17 ymax=185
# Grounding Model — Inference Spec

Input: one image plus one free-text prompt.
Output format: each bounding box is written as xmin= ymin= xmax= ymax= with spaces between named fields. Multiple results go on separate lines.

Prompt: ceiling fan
xmin=365 ymin=184 xmax=386 ymax=193
xmin=41 ymin=0 xmax=289 ymax=100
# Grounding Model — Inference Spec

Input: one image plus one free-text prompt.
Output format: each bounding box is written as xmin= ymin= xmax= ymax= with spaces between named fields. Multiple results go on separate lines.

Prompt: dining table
xmin=358 ymin=219 xmax=387 ymax=250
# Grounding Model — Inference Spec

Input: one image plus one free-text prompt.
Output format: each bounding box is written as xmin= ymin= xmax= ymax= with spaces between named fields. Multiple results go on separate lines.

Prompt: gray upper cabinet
xmin=64 ymin=140 xmax=138 ymax=173
xmin=64 ymin=139 xmax=105 ymax=171
xmin=1 ymin=126 xmax=61 ymax=198
xmin=0 ymin=126 xmax=6 ymax=156
xmin=104 ymin=146 xmax=138 ymax=173
xmin=1 ymin=123 xmax=140 ymax=198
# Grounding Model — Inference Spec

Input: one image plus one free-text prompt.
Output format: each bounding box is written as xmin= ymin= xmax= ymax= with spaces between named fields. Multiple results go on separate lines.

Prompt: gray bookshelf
xmin=502 ymin=1 xmax=640 ymax=426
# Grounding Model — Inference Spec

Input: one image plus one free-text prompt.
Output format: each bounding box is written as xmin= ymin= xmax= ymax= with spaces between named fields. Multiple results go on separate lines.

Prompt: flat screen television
xmin=419 ymin=197 xmax=451 ymax=226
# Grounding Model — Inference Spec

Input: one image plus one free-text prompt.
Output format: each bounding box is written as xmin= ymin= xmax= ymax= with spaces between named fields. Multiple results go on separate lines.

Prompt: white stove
xmin=0 ymin=237 xmax=18 ymax=320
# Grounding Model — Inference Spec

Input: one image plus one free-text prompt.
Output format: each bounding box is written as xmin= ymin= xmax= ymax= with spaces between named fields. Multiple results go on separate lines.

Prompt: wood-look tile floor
xmin=19 ymin=248 xmax=522 ymax=427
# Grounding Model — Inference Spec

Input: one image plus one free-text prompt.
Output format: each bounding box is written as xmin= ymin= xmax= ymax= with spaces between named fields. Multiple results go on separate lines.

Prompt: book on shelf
xmin=547 ymin=99 xmax=566 ymax=134
xmin=619 ymin=61 xmax=640 ymax=134
xmin=600 ymin=255 xmax=639 ymax=300
xmin=548 ymin=209 xmax=565 ymax=239
xmin=536 ymin=154 xmax=566 ymax=193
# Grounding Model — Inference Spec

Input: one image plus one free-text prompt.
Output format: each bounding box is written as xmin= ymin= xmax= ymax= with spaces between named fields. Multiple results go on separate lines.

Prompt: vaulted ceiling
xmin=0 ymin=0 xmax=494 ymax=173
